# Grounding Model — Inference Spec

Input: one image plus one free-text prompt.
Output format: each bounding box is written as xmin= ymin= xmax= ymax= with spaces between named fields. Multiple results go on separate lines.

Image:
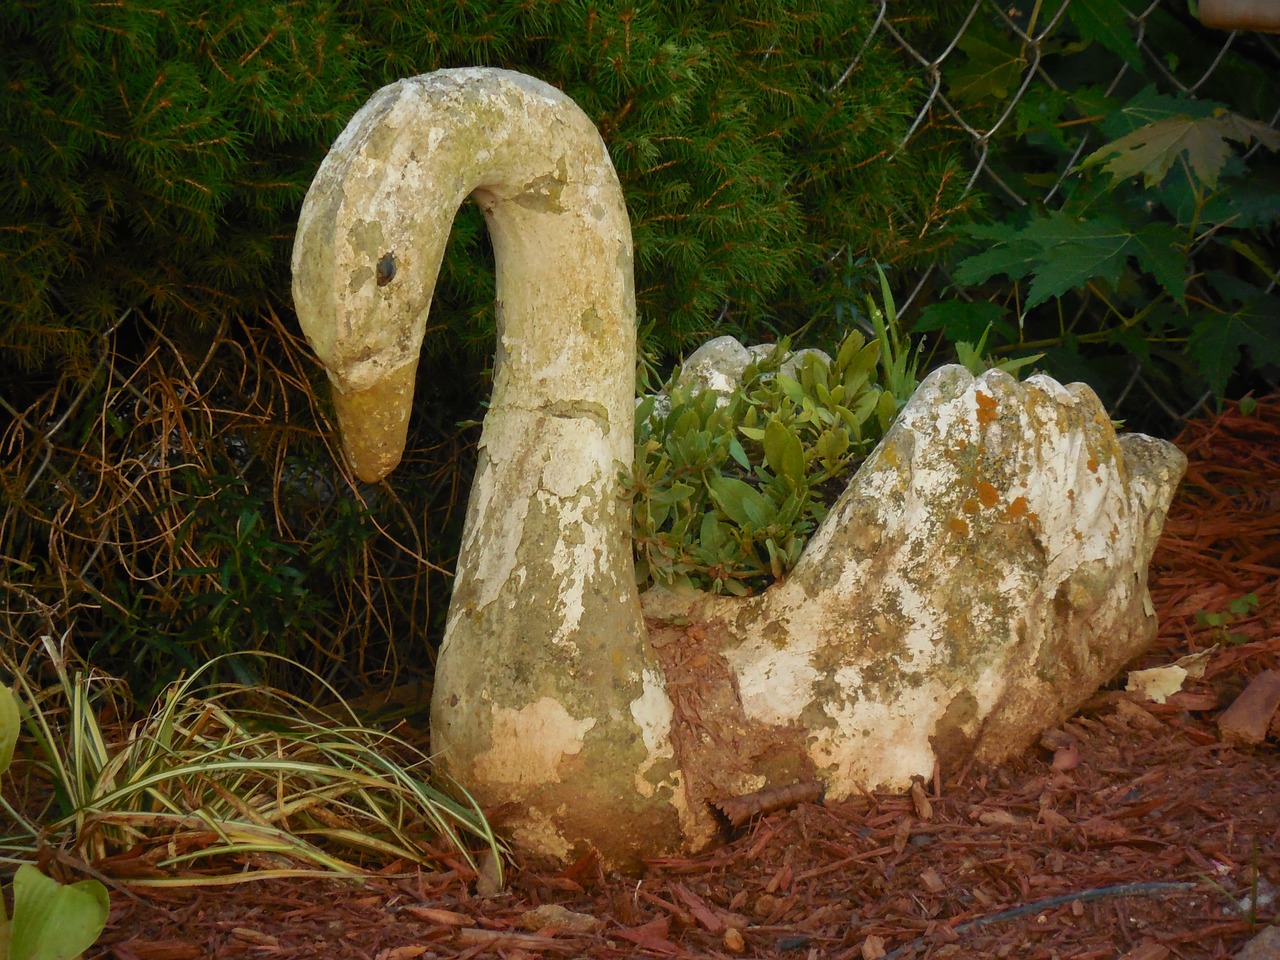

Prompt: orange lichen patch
xmin=1005 ymin=495 xmax=1029 ymax=519
xmin=974 ymin=389 xmax=999 ymax=426
xmin=947 ymin=517 xmax=970 ymax=537
xmin=1086 ymin=456 xmax=1099 ymax=473
xmin=975 ymin=481 xmax=1000 ymax=508
xmin=961 ymin=497 xmax=980 ymax=515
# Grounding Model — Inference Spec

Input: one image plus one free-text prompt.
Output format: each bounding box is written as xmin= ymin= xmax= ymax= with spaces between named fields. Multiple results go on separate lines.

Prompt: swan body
xmin=292 ymin=68 xmax=1186 ymax=868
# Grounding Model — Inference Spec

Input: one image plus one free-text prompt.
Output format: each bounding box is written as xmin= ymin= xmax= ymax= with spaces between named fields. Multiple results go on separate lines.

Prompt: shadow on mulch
xmin=95 ymin=398 xmax=1280 ymax=960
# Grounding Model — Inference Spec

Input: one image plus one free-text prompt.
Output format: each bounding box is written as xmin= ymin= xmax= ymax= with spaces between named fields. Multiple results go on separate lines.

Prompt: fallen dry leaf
xmin=518 ymin=903 xmax=603 ymax=934
xmin=910 ymin=778 xmax=933 ymax=820
xmin=400 ymin=905 xmax=470 ymax=925
xmin=977 ymin=808 xmax=1025 ymax=828
xmin=1127 ymin=648 xmax=1216 ymax=703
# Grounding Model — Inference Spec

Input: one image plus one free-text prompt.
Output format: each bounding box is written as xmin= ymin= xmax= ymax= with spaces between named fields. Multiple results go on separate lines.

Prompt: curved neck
xmin=292 ymin=67 xmax=637 ymax=481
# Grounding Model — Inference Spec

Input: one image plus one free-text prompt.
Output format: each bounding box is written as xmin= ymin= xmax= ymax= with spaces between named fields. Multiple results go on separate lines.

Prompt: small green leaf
xmin=762 ymin=419 xmax=805 ymax=486
xmin=776 ymin=374 xmax=805 ymax=406
xmin=0 ymin=684 xmax=18 ymax=776
xmin=649 ymin=482 xmax=697 ymax=505
xmin=708 ymin=476 xmax=773 ymax=529
xmin=699 ymin=512 xmax=727 ymax=551
xmin=833 ymin=330 xmax=865 ymax=373
xmin=876 ymin=390 xmax=899 ymax=431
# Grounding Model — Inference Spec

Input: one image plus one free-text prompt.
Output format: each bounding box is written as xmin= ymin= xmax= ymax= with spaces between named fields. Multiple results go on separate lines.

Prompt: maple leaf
xmin=954 ymin=212 xmax=1187 ymax=309
xmin=1081 ymin=111 xmax=1280 ymax=189
xmin=1187 ymin=298 xmax=1280 ymax=396
xmin=1068 ymin=0 xmax=1142 ymax=67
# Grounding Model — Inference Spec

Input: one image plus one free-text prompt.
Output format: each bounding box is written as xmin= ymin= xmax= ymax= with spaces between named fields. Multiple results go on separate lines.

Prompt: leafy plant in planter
xmin=630 ymin=326 xmax=898 ymax=595
xmin=629 ymin=270 xmax=1044 ymax=595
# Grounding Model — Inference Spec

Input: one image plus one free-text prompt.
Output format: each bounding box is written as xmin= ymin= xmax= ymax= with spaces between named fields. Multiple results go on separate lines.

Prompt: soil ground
xmin=94 ymin=397 xmax=1279 ymax=960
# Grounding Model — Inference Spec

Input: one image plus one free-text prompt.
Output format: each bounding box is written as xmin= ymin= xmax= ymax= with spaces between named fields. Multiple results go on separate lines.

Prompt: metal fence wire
xmin=852 ymin=0 xmax=1280 ymax=426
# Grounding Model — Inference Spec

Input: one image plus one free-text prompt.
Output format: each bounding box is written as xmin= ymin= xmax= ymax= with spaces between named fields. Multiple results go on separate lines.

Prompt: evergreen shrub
xmin=1 ymin=0 xmax=965 ymax=379
xmin=0 ymin=0 xmax=365 ymax=376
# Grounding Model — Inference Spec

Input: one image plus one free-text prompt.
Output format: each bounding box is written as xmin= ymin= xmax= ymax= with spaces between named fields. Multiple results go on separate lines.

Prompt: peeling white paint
xmin=629 ymin=669 xmax=675 ymax=798
xmin=808 ymin=682 xmax=948 ymax=793
xmin=472 ymin=697 xmax=596 ymax=786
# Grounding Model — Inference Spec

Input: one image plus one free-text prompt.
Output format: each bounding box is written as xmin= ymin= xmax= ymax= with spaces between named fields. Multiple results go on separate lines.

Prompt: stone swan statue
xmin=292 ymin=68 xmax=1186 ymax=868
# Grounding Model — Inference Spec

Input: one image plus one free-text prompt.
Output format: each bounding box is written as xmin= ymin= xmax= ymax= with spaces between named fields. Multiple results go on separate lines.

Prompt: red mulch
xmin=93 ymin=398 xmax=1280 ymax=960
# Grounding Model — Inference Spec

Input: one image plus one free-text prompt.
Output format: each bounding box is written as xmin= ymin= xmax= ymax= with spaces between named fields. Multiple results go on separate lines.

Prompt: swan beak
xmin=329 ymin=360 xmax=418 ymax=483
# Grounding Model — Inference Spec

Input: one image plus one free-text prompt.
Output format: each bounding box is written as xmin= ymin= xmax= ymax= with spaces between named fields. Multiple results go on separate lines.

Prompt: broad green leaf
xmin=949 ymin=30 xmax=1026 ymax=105
xmin=1018 ymin=214 xmax=1131 ymax=307
xmin=1068 ymin=0 xmax=1142 ymax=66
xmin=914 ymin=300 xmax=1005 ymax=342
xmin=1129 ymin=222 xmax=1187 ymax=307
xmin=1082 ymin=112 xmax=1280 ymax=189
xmin=9 ymin=865 xmax=109 ymax=960
xmin=1187 ymin=299 xmax=1280 ymax=396
xmin=956 ymin=212 xmax=1179 ymax=309
xmin=1015 ymin=86 xmax=1071 ymax=150
xmin=952 ymin=229 xmax=1038 ymax=287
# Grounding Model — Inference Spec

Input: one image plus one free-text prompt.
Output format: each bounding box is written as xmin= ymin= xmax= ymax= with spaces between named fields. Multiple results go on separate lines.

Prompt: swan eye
xmin=376 ymin=251 xmax=396 ymax=287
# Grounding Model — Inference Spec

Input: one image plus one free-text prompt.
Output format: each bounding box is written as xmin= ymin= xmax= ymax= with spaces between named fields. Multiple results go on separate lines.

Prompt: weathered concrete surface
xmin=293 ymin=67 xmax=1186 ymax=867
xmin=293 ymin=68 xmax=686 ymax=868
xmin=641 ymin=365 xmax=1186 ymax=847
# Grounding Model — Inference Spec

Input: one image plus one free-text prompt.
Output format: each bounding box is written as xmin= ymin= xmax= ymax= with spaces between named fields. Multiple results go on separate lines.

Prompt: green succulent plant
xmin=629 ymin=327 xmax=899 ymax=596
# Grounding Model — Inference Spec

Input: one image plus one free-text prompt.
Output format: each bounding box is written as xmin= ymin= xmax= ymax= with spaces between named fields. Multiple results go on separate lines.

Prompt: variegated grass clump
xmin=0 ymin=637 xmax=499 ymax=886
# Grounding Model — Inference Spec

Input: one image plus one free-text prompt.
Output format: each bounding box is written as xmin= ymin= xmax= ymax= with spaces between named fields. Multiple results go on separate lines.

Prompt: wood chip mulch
xmin=94 ymin=397 xmax=1280 ymax=960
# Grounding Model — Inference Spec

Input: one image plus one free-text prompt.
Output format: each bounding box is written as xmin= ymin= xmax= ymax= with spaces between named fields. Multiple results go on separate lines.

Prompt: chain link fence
xmin=849 ymin=1 xmax=1280 ymax=426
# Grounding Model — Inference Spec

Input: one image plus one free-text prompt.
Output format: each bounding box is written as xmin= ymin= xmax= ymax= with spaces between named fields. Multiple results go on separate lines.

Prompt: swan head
xmin=291 ymin=79 xmax=460 ymax=483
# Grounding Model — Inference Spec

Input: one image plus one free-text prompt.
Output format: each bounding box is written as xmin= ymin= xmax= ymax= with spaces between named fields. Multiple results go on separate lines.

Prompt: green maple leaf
xmin=954 ymin=212 xmax=1188 ymax=308
xmin=949 ymin=30 xmax=1026 ymax=105
xmin=1068 ymin=0 xmax=1142 ymax=67
xmin=1129 ymin=222 xmax=1188 ymax=308
xmin=1187 ymin=299 xmax=1280 ymax=396
xmin=1082 ymin=112 xmax=1280 ymax=189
